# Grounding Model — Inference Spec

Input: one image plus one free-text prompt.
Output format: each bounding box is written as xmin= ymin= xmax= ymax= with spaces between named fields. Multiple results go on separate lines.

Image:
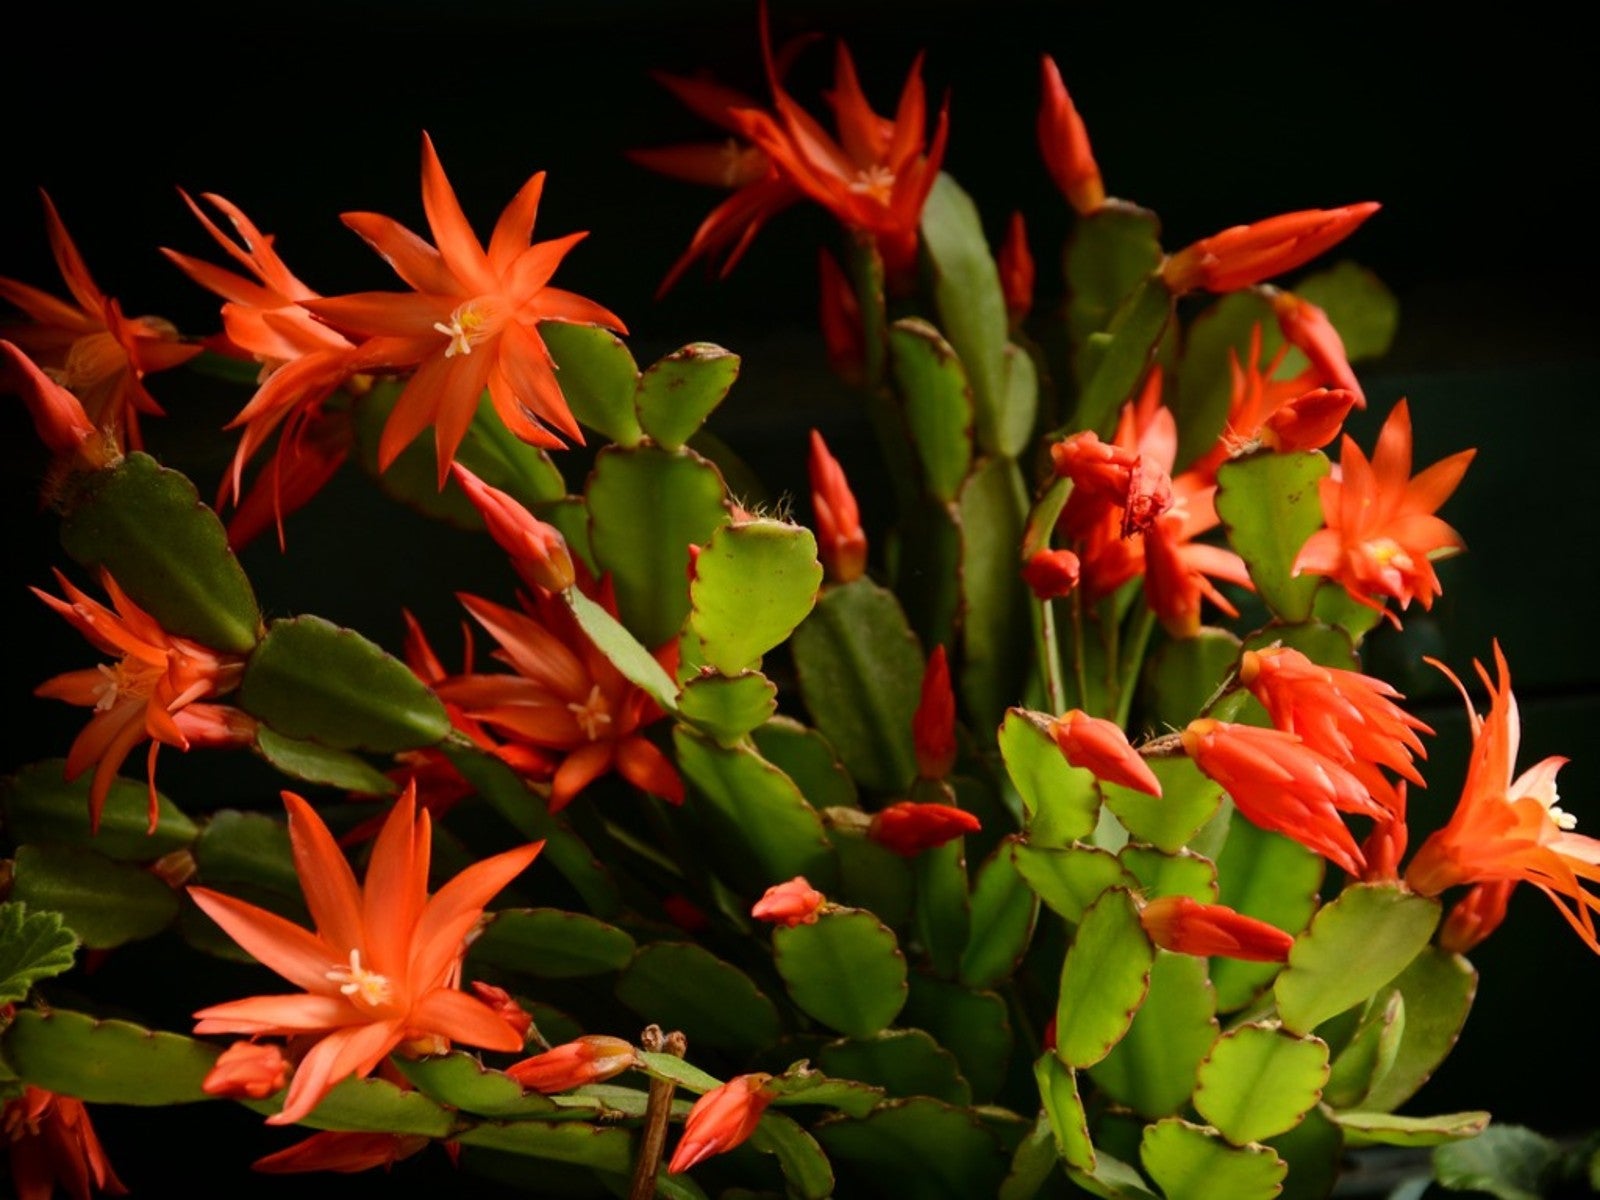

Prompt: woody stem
xmin=629 ymin=1025 xmax=686 ymax=1200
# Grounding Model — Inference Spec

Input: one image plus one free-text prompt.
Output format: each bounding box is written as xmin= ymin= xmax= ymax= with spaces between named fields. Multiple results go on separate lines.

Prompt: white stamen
xmin=326 ymin=948 xmax=393 ymax=1007
xmin=567 ymin=684 xmax=613 ymax=741
xmin=433 ymin=303 xmax=485 ymax=358
xmin=849 ymin=164 xmax=896 ymax=200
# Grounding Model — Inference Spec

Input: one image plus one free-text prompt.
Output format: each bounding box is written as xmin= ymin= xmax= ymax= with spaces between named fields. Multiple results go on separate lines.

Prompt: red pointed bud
xmin=1138 ymin=895 xmax=1294 ymax=962
xmin=818 ymin=249 xmax=866 ymax=386
xmin=912 ymin=646 xmax=957 ymax=779
xmin=868 ymin=801 xmax=980 ymax=856
xmin=1021 ymin=548 xmax=1082 ymax=601
xmin=506 ymin=1036 xmax=639 ymax=1093
xmin=203 ymin=1041 xmax=291 ymax=1100
xmin=450 ymin=462 xmax=576 ymax=593
xmin=808 ymin=430 xmax=867 ymax=583
xmin=1263 ymin=386 xmax=1359 ymax=453
xmin=1051 ymin=709 xmax=1161 ymax=796
xmin=1162 ymin=203 xmax=1380 ymax=296
xmin=668 ymin=1073 xmax=774 ymax=1173
xmin=998 ymin=211 xmax=1035 ymax=323
xmin=1439 ymin=880 xmax=1514 ymax=955
xmin=1037 ymin=56 xmax=1105 ymax=215
xmin=662 ymin=892 xmax=711 ymax=934
xmin=254 ymin=1131 xmax=430 ymax=1175
xmin=470 ymin=982 xmax=534 ymax=1042
xmin=1 ymin=339 xmax=113 ymax=468
xmin=751 ymin=876 xmax=826 ymax=927
xmin=1272 ymin=290 xmax=1363 ymax=406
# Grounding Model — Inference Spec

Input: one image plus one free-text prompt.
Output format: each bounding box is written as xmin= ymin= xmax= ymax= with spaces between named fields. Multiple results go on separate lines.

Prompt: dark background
xmin=3 ymin=1 xmax=1597 ymax=1195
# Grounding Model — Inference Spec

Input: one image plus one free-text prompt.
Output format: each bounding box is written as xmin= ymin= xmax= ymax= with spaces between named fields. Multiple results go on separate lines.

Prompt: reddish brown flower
xmin=751 ymin=876 xmax=827 ymax=927
xmin=253 ymin=1131 xmax=430 ymax=1175
xmin=868 ymin=801 xmax=981 ymax=856
xmin=2 ymin=1087 xmax=125 ymax=1200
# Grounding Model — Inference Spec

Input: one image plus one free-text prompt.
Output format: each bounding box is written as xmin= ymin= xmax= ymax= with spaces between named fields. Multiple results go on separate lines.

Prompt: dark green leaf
xmin=1210 ymin=819 xmax=1323 ymax=1012
xmin=1071 ymin=277 xmax=1171 ymax=438
xmin=1 ymin=1009 xmax=218 ymax=1104
xmin=775 ymin=909 xmax=908 ymax=1038
xmin=1293 ymin=261 xmax=1398 ymax=362
xmin=614 ymin=942 xmax=782 ymax=1053
xmin=11 ymin=845 xmax=177 ymax=948
xmin=889 ymin=318 xmax=974 ymax=502
xmin=815 ymin=1096 xmax=1009 ymax=1200
xmin=1431 ymin=1123 xmax=1558 ymax=1200
xmin=469 ymin=908 xmax=636 ymax=978
xmin=255 ymin=726 xmax=397 ymax=795
xmin=818 ymin=1029 xmax=968 ymax=1105
xmin=1 ymin=760 xmax=196 ymax=861
xmin=959 ymin=842 xmax=1039 ymax=990
xmin=0 ymin=904 xmax=78 ymax=1005
xmin=1360 ymin=947 xmax=1477 ymax=1113
xmin=957 ymin=457 xmax=1031 ymax=732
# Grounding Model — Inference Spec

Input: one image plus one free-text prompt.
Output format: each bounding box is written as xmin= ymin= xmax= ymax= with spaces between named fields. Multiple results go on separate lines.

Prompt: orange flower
xmin=305 ymin=133 xmax=626 ymax=486
xmin=868 ymin=801 xmax=981 ymax=856
xmin=33 ymin=569 xmax=246 ymax=832
xmin=1161 ymin=202 xmax=1380 ymax=295
xmin=1138 ymin=895 xmax=1294 ymax=963
xmin=1405 ymin=644 xmax=1600 ymax=953
xmin=0 ymin=339 xmax=113 ymax=471
xmin=808 ymin=429 xmax=868 ymax=584
xmin=751 ymin=876 xmax=827 ymax=927
xmin=190 ymin=785 xmax=542 ymax=1126
xmin=1181 ymin=717 xmax=1386 ymax=875
xmin=912 ymin=646 xmax=957 ymax=779
xmin=3 ymin=1087 xmax=125 ymax=1200
xmin=202 ymin=1041 xmax=291 ymax=1100
xmin=1036 ymin=56 xmax=1104 ymax=215
xmin=435 ymin=590 xmax=683 ymax=812
xmin=0 ymin=191 xmax=198 ymax=451
xmin=253 ymin=1131 xmax=431 ymax=1175
xmin=1051 ymin=709 xmax=1161 ymax=797
xmin=506 ymin=1036 xmax=638 ymax=1093
xmin=1292 ymin=399 xmax=1475 ymax=622
xmin=668 ymin=1073 xmax=775 ymax=1174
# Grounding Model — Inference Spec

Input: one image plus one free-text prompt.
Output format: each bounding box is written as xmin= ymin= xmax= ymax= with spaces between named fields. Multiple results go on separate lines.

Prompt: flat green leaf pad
xmin=468 ymin=907 xmax=637 ymax=978
xmin=1193 ymin=1021 xmax=1330 ymax=1145
xmin=1103 ymin=756 xmax=1224 ymax=853
xmin=540 ymin=320 xmax=642 ymax=445
xmin=817 ymin=1029 xmax=968 ymax=1104
xmin=635 ymin=342 xmax=740 ymax=451
xmin=678 ymin=670 xmax=778 ymax=746
xmin=614 ymin=942 xmax=781 ymax=1053
xmin=1359 ymin=947 xmax=1477 ymax=1113
xmin=1140 ymin=1118 xmax=1287 ymax=1200
xmin=394 ymin=1052 xmax=561 ymax=1117
xmin=775 ymin=908 xmax=908 ymax=1038
xmin=815 ymin=1096 xmax=1009 ymax=1199
xmin=11 ymin=845 xmax=177 ymax=948
xmin=1216 ymin=451 xmax=1331 ymax=623
xmin=999 ymin=709 xmax=1102 ymax=847
xmin=888 ymin=318 xmax=975 ymax=502
xmin=2 ymin=760 xmax=197 ymax=860
xmin=1013 ymin=842 xmax=1134 ymax=923
xmin=689 ymin=519 xmax=822 ymax=674
xmin=1055 ymin=888 xmax=1154 ymax=1069
xmin=2 ymin=1009 xmax=218 ymax=1105
xmin=1331 ymin=1109 xmax=1490 ymax=1147
xmin=1090 ymin=951 xmax=1218 ymax=1118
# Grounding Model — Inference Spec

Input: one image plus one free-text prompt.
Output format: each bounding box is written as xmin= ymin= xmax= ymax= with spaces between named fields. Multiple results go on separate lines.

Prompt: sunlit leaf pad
xmin=679 ymin=670 xmax=778 ymax=746
xmin=1216 ymin=451 xmax=1330 ymax=623
xmin=1331 ymin=1109 xmax=1490 ymax=1147
xmin=1103 ymin=756 xmax=1223 ymax=853
xmin=689 ymin=519 xmax=822 ymax=675
xmin=614 ymin=942 xmax=781 ymax=1052
xmin=1054 ymin=888 xmax=1154 ymax=1069
xmin=1193 ymin=1022 xmax=1330 ymax=1145
xmin=240 ymin=615 xmax=450 ymax=751
xmin=1 ymin=1009 xmax=218 ymax=1105
xmin=1034 ymin=1053 xmax=1095 ymax=1172
xmin=564 ymin=587 xmax=679 ymax=712
xmin=539 ymin=319 xmax=641 ymax=446
xmin=1323 ymin=991 xmax=1404 ymax=1109
xmin=1013 ymin=842 xmax=1134 ymax=923
xmin=1140 ymin=1118 xmax=1288 ymax=1200
xmin=394 ymin=1052 xmax=561 ymax=1118
xmin=1359 ymin=947 xmax=1477 ymax=1113
xmin=817 ymin=1029 xmax=968 ymax=1104
xmin=635 ymin=341 xmax=740 ymax=451
xmin=999 ymin=709 xmax=1101 ymax=847
xmin=1119 ymin=846 xmax=1218 ymax=903
xmin=1 ymin=760 xmax=197 ymax=860
xmin=814 ymin=1096 xmax=1011 ymax=1200
xmin=889 ymin=317 xmax=974 ymax=502
xmin=1211 ymin=820 xmax=1323 ymax=1012
xmin=10 ymin=845 xmax=177 ymax=949
xmin=1274 ymin=884 xmax=1440 ymax=1035
xmin=775 ymin=909 xmax=908 ymax=1038
xmin=0 ymin=903 xmax=78 ymax=1006
xmin=1090 ymin=951 xmax=1217 ymax=1119
xmin=59 ymin=451 xmax=260 ymax=654
xmin=468 ymin=907 xmax=636 ymax=978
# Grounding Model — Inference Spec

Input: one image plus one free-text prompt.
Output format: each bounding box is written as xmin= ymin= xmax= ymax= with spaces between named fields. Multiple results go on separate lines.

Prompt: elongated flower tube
xmin=1051 ymin=709 xmax=1161 ymax=797
xmin=1181 ymin=718 xmax=1386 ymax=875
xmin=1138 ymin=895 xmax=1294 ymax=963
xmin=808 ymin=429 xmax=867 ymax=583
xmin=1405 ymin=644 xmax=1600 ymax=953
xmin=668 ymin=1073 xmax=775 ymax=1174
xmin=912 ymin=646 xmax=957 ymax=779
xmin=1037 ymin=56 xmax=1104 ymax=215
xmin=450 ymin=463 xmax=576 ymax=593
xmin=751 ymin=876 xmax=826 ymax=927
xmin=190 ymin=785 xmax=543 ymax=1125
xmin=506 ymin=1036 xmax=638 ymax=1093
xmin=1 ymin=339 xmax=112 ymax=470
xmin=1161 ymin=202 xmax=1380 ymax=295
xmin=2 ymin=1087 xmax=125 ymax=1200
xmin=868 ymin=801 xmax=981 ymax=856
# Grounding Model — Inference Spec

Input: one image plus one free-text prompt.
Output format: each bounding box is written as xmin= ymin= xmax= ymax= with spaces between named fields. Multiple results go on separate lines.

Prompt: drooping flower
xmin=912 ymin=646 xmax=957 ymax=780
xmin=304 ymin=133 xmax=626 ymax=486
xmin=808 ymin=429 xmax=867 ymax=583
xmin=435 ymin=590 xmax=683 ymax=812
xmin=1036 ymin=56 xmax=1104 ymax=215
xmin=2 ymin=1087 xmax=125 ymax=1200
xmin=1181 ymin=717 xmax=1387 ymax=875
xmin=33 ymin=569 xmax=246 ymax=832
xmin=1161 ymin=202 xmax=1380 ymax=295
xmin=1138 ymin=895 xmax=1294 ymax=963
xmin=751 ymin=876 xmax=827 ymax=927
xmin=1051 ymin=709 xmax=1162 ymax=797
xmin=1438 ymin=880 xmax=1514 ymax=956
xmin=668 ymin=1073 xmax=775 ymax=1174
xmin=253 ymin=1131 xmax=431 ymax=1175
xmin=0 ymin=191 xmax=199 ymax=450
xmin=1405 ymin=644 xmax=1600 ymax=953
xmin=189 ymin=785 xmax=542 ymax=1125
xmin=202 ymin=1041 xmax=292 ymax=1100
xmin=506 ymin=1036 xmax=638 ymax=1093
xmin=1292 ymin=399 xmax=1475 ymax=622
xmin=868 ymin=801 xmax=981 ymax=856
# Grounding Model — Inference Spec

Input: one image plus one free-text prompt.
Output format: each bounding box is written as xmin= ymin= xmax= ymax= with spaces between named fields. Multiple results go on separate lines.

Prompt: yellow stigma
xmin=326 ymin=948 xmax=393 ymax=1008
xmin=567 ymin=684 xmax=613 ymax=741
xmin=849 ymin=164 xmax=896 ymax=203
xmin=92 ymin=658 xmax=159 ymax=710
xmin=433 ymin=303 xmax=488 ymax=358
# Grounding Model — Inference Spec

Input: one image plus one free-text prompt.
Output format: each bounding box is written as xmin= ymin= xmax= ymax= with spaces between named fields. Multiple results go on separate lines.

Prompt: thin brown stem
xmin=629 ymin=1025 xmax=686 ymax=1200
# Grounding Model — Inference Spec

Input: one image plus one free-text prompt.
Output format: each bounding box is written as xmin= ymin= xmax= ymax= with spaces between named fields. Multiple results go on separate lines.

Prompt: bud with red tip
xmin=808 ymin=430 xmax=867 ymax=583
xmin=450 ymin=462 xmax=576 ymax=593
xmin=1161 ymin=203 xmax=1380 ymax=296
xmin=470 ymin=982 xmax=534 ymax=1042
xmin=998 ymin=212 xmax=1035 ymax=323
xmin=506 ymin=1036 xmax=639 ymax=1093
xmin=1263 ymin=387 xmax=1359 ymax=454
xmin=868 ymin=801 xmax=981 ymax=856
xmin=751 ymin=876 xmax=827 ymax=927
xmin=202 ymin=1041 xmax=291 ymax=1100
xmin=912 ymin=646 xmax=957 ymax=779
xmin=1138 ymin=895 xmax=1294 ymax=962
xmin=668 ymin=1073 xmax=775 ymax=1174
xmin=1021 ymin=548 xmax=1082 ymax=600
xmin=1051 ymin=709 xmax=1161 ymax=797
xmin=1037 ymin=56 xmax=1105 ymax=215
xmin=1271 ymin=290 xmax=1363 ymax=405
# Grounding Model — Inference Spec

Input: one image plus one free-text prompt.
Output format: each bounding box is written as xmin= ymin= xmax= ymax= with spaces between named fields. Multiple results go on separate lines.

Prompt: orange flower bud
xmin=751 ymin=876 xmax=826 ymax=927
xmin=1037 ymin=56 xmax=1104 ymax=215
xmin=0 ymin=339 xmax=111 ymax=467
xmin=668 ymin=1073 xmax=775 ymax=1174
xmin=912 ymin=646 xmax=957 ymax=779
xmin=1262 ymin=387 xmax=1359 ymax=454
xmin=808 ymin=430 xmax=867 ymax=583
xmin=450 ymin=462 xmax=576 ymax=593
xmin=868 ymin=801 xmax=981 ymax=856
xmin=506 ymin=1035 xmax=638 ymax=1093
xmin=998 ymin=211 xmax=1035 ymax=323
xmin=1138 ymin=895 xmax=1294 ymax=962
xmin=1021 ymin=548 xmax=1082 ymax=601
xmin=1271 ymin=290 xmax=1363 ymax=406
xmin=1051 ymin=709 xmax=1161 ymax=797
xmin=202 ymin=1041 xmax=291 ymax=1100
xmin=1439 ymin=881 xmax=1514 ymax=956
xmin=1161 ymin=203 xmax=1380 ymax=296
xmin=469 ymin=982 xmax=534 ymax=1042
